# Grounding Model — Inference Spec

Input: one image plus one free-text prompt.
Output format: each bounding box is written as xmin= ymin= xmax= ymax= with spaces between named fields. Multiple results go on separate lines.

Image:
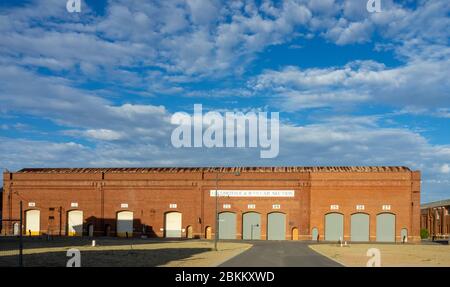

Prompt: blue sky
xmin=0 ymin=0 xmax=449 ymax=202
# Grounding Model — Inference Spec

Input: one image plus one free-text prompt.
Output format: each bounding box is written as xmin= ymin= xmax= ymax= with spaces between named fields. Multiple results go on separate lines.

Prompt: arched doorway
xmin=104 ymin=224 xmax=111 ymax=236
xmin=311 ymin=227 xmax=319 ymax=241
xmin=67 ymin=210 xmax=83 ymax=236
xmin=267 ymin=212 xmax=286 ymax=240
xmin=25 ymin=210 xmax=40 ymax=236
xmin=325 ymin=213 xmax=344 ymax=241
xmin=117 ymin=211 xmax=133 ymax=237
xmin=87 ymin=223 xmax=94 ymax=237
xmin=292 ymin=227 xmax=299 ymax=240
xmin=186 ymin=225 xmax=193 ymax=238
xmin=401 ymin=228 xmax=408 ymax=243
xmin=351 ymin=213 xmax=370 ymax=242
xmin=165 ymin=212 xmax=182 ymax=238
xmin=219 ymin=212 xmax=236 ymax=239
xmin=376 ymin=213 xmax=395 ymax=242
xmin=205 ymin=226 xmax=212 ymax=239
xmin=13 ymin=222 xmax=20 ymax=236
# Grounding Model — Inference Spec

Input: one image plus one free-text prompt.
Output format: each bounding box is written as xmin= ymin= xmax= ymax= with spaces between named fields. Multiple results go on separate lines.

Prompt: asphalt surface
xmin=220 ymin=241 xmax=342 ymax=267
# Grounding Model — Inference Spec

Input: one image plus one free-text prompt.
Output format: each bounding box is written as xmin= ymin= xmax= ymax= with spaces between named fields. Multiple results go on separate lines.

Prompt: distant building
xmin=421 ymin=199 xmax=450 ymax=239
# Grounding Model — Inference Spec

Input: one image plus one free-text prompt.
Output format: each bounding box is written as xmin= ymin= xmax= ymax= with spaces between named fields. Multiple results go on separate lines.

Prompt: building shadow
xmin=0 ymin=247 xmax=212 ymax=267
xmin=0 ymin=215 xmax=201 ymax=253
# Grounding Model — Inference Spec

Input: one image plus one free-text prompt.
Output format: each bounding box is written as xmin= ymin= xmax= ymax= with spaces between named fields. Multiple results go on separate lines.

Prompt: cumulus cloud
xmin=0 ymin=64 xmax=172 ymax=145
xmin=326 ymin=18 xmax=373 ymax=45
xmin=2 ymin=114 xmax=450 ymax=202
xmin=0 ymin=0 xmax=447 ymax=86
xmin=0 ymin=138 xmax=89 ymax=168
xmin=440 ymin=164 xmax=450 ymax=174
xmin=84 ymin=129 xmax=124 ymax=141
xmin=252 ymin=58 xmax=450 ymax=110
xmin=0 ymin=0 xmax=314 ymax=79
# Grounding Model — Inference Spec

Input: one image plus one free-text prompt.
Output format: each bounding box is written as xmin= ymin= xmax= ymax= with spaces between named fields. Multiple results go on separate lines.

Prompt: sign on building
xmin=210 ymin=190 xmax=295 ymax=197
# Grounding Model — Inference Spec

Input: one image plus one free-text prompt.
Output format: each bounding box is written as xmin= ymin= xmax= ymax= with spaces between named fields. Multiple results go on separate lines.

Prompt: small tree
xmin=420 ymin=228 xmax=429 ymax=239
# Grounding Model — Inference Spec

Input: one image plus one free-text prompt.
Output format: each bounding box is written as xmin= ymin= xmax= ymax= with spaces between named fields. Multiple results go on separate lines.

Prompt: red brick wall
xmin=310 ymin=171 xmax=420 ymax=242
xmin=1 ymin=169 xmax=421 ymax=242
xmin=421 ymin=206 xmax=450 ymax=238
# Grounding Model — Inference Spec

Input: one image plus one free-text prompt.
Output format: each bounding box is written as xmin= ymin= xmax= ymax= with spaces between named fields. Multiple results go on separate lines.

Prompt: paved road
xmin=220 ymin=241 xmax=342 ymax=267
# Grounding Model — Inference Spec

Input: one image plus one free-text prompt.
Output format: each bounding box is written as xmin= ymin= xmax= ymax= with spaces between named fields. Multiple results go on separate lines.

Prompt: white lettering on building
xmin=210 ymin=190 xmax=295 ymax=197
xmin=382 ymin=204 xmax=391 ymax=211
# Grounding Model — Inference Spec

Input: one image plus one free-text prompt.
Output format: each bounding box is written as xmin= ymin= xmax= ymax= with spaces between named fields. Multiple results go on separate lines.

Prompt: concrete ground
xmin=220 ymin=241 xmax=342 ymax=267
xmin=310 ymin=242 xmax=450 ymax=267
xmin=5 ymin=237 xmax=445 ymax=267
xmin=0 ymin=237 xmax=251 ymax=267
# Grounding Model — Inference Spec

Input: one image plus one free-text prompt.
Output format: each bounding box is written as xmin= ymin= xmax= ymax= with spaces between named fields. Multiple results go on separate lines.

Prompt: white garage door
xmin=165 ymin=212 xmax=182 ymax=238
xmin=68 ymin=210 xmax=83 ymax=236
xmin=26 ymin=210 xmax=40 ymax=236
xmin=117 ymin=211 xmax=133 ymax=237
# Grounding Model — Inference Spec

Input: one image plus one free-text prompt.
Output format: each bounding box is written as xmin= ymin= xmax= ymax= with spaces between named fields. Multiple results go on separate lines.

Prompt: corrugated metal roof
xmin=421 ymin=199 xmax=450 ymax=209
xmin=15 ymin=166 xmax=411 ymax=174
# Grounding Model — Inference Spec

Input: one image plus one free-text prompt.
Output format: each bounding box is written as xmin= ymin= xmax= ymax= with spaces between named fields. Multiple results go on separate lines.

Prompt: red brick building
xmin=421 ymin=199 xmax=450 ymax=240
xmin=2 ymin=166 xmax=421 ymax=242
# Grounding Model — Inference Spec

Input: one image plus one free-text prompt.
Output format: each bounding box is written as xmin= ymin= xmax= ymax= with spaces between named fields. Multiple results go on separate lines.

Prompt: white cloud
xmin=187 ymin=0 xmax=220 ymax=25
xmin=252 ymin=58 xmax=450 ymax=110
xmin=0 ymin=65 xmax=172 ymax=144
xmin=0 ymin=0 xmax=314 ymax=78
xmin=326 ymin=18 xmax=373 ymax=45
xmin=84 ymin=129 xmax=124 ymax=141
xmin=307 ymin=0 xmax=339 ymax=15
xmin=0 ymin=138 xmax=88 ymax=168
xmin=0 ymin=0 xmax=447 ymax=86
xmin=272 ymin=90 xmax=368 ymax=110
xmin=1 ymin=115 xmax=450 ymax=202
xmin=440 ymin=164 xmax=450 ymax=174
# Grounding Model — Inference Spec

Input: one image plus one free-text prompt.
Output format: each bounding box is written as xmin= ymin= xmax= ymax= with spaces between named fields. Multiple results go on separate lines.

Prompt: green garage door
xmin=219 ymin=212 xmax=236 ymax=239
xmin=325 ymin=213 xmax=344 ymax=241
xmin=376 ymin=213 xmax=395 ymax=242
xmin=267 ymin=212 xmax=286 ymax=240
xmin=243 ymin=212 xmax=261 ymax=240
xmin=351 ymin=213 xmax=369 ymax=242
